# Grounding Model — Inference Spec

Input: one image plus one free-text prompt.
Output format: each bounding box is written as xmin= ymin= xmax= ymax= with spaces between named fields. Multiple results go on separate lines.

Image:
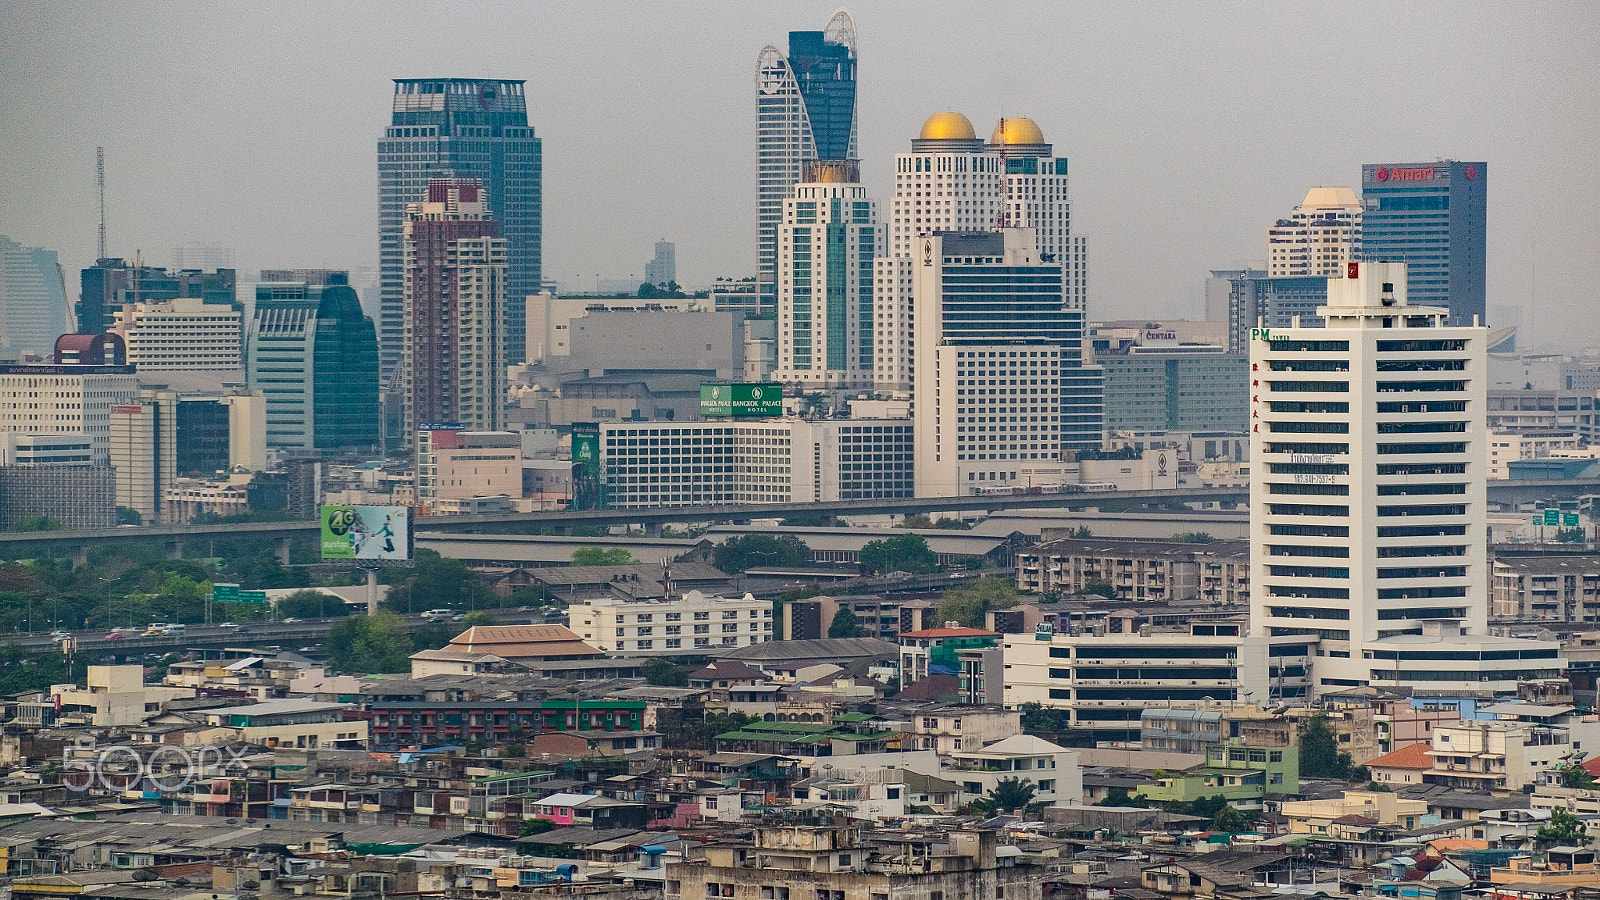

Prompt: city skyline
xmin=2 ymin=3 xmax=1597 ymax=347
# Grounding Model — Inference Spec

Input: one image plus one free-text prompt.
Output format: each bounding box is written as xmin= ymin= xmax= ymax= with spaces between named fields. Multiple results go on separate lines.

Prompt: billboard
xmin=321 ymin=505 xmax=412 ymax=561
xmin=700 ymin=382 xmax=782 ymax=418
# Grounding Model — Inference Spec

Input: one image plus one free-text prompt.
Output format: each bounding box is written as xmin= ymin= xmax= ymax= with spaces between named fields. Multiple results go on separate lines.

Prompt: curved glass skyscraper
xmin=756 ymin=9 xmax=858 ymax=317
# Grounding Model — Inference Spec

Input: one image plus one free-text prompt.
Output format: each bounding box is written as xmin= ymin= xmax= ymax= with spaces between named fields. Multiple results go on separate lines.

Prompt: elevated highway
xmin=0 ymin=479 xmax=1589 ymax=562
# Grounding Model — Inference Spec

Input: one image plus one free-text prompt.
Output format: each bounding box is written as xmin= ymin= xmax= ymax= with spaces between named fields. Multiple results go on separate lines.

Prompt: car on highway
xmin=50 ymin=631 xmax=70 ymax=641
xmin=281 ymin=617 xmax=302 ymax=624
xmin=104 ymin=632 xmax=127 ymax=641
xmin=218 ymin=622 xmax=240 ymax=628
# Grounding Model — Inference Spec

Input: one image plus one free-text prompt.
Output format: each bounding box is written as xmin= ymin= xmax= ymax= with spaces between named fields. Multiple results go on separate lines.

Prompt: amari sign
xmin=700 ymin=382 xmax=782 ymax=418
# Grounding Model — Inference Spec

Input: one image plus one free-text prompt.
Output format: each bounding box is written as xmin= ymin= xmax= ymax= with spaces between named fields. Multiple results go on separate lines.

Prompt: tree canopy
xmin=277 ymin=589 xmax=352 ymax=619
xmin=858 ymin=533 xmax=937 ymax=575
xmin=1298 ymin=711 xmax=1356 ymax=779
xmin=936 ymin=576 xmax=1020 ymax=629
xmin=1537 ymin=807 xmax=1590 ymax=847
xmin=326 ymin=611 xmax=414 ymax=674
xmin=828 ymin=607 xmax=863 ymax=638
xmin=642 ymin=658 xmax=689 ymax=687
xmin=971 ymin=777 xmax=1036 ymax=815
xmin=712 ymin=534 xmax=811 ymax=573
xmin=571 ymin=547 xmax=637 ymax=567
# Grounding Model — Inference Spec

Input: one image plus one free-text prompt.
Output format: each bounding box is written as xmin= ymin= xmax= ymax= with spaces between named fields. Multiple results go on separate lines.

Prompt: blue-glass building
xmin=756 ymin=11 xmax=858 ymax=316
xmin=378 ymin=79 xmax=540 ymax=379
xmin=1361 ymin=161 xmax=1487 ymax=326
xmin=247 ymin=272 xmax=379 ymax=452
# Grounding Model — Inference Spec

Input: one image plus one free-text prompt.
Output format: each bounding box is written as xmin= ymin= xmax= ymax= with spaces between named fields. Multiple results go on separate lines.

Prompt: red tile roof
xmin=899 ymin=627 xmax=999 ymax=639
xmin=1366 ymin=742 xmax=1433 ymax=770
xmin=1582 ymin=755 xmax=1600 ymax=778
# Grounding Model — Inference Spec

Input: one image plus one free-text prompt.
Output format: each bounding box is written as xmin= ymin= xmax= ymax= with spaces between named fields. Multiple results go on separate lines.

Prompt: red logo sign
xmin=1375 ymin=167 xmax=1389 ymax=181
xmin=1347 ymin=262 xmax=1360 ymax=279
xmin=1464 ymin=165 xmax=1478 ymax=180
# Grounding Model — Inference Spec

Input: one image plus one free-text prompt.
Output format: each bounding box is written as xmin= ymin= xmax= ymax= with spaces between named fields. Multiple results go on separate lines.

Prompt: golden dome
xmin=990 ymin=117 xmax=1045 ymax=145
xmin=919 ymin=111 xmax=976 ymax=141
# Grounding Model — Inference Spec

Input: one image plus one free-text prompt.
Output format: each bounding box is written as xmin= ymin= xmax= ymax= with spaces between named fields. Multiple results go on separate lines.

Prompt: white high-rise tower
xmin=773 ymin=160 xmax=878 ymax=389
xmin=1250 ymin=260 xmax=1561 ymax=694
xmin=1267 ymin=187 xmax=1362 ymax=278
xmin=874 ymin=113 xmax=1087 ymax=392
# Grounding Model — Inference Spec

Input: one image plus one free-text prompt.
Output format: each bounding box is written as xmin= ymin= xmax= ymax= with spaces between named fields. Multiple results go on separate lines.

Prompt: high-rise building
xmin=1210 ymin=268 xmax=1329 ymax=355
xmin=111 ymin=298 xmax=243 ymax=372
xmin=0 ymin=362 xmax=138 ymax=466
xmin=875 ymin=113 xmax=1087 ymax=391
xmin=78 ymin=260 xmax=235 ymax=334
xmin=1361 ymin=161 xmax=1487 ymax=326
xmin=0 ymin=235 xmax=68 ymax=356
xmin=756 ymin=10 xmax=858 ymax=316
xmin=1267 ymin=187 xmax=1362 ymax=278
xmin=401 ymin=178 xmax=507 ymax=439
xmin=379 ymin=78 xmax=540 ymax=381
xmin=1249 ymin=260 xmax=1558 ymax=693
xmin=644 ymin=241 xmax=676 ymax=289
xmin=774 ymin=159 xmax=877 ymax=388
xmin=247 ymin=272 xmax=380 ymax=451
xmin=912 ymin=229 xmax=1101 ymax=497
xmin=171 ymin=242 xmax=235 ymax=272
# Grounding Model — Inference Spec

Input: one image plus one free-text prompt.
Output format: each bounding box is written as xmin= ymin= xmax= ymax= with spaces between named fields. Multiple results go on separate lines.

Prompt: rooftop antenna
xmin=992 ymin=120 xmax=1010 ymax=230
xmin=96 ymin=147 xmax=106 ymax=261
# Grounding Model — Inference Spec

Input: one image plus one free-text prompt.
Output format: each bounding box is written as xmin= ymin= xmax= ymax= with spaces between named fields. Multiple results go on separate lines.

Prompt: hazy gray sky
xmin=3 ymin=2 xmax=1597 ymax=347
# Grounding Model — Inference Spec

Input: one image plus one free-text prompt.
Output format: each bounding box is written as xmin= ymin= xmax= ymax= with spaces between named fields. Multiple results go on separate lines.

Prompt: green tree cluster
xmin=1298 ymin=711 xmax=1357 ymax=779
xmin=936 ymin=576 xmax=1020 ymax=628
xmin=1537 ymin=807 xmax=1590 ymax=847
xmin=642 ymin=658 xmax=689 ymax=687
xmin=1170 ymin=531 xmax=1216 ymax=544
xmin=828 ymin=607 xmax=863 ymax=638
xmin=858 ymin=533 xmax=937 ymax=575
xmin=713 ymin=534 xmax=811 ymax=573
xmin=277 ymin=589 xmax=353 ymax=619
xmin=325 ymin=611 xmax=415 ymax=674
xmin=1019 ymin=702 xmax=1072 ymax=733
xmin=571 ymin=547 xmax=637 ymax=567
xmin=969 ymin=777 xmax=1036 ymax=815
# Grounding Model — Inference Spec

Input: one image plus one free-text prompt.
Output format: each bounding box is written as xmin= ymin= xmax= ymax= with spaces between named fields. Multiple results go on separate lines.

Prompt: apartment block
xmin=1017 ymin=537 xmax=1250 ymax=604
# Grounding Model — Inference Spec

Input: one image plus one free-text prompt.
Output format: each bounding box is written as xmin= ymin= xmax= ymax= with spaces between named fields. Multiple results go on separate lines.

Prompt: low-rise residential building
xmin=899 ymin=625 xmax=999 ymax=686
xmin=905 ymin=706 xmax=1022 ymax=756
xmin=1490 ymin=849 xmax=1600 ymax=888
xmin=1367 ymin=742 xmax=1434 ymax=788
xmin=1281 ymin=790 xmax=1428 ymax=835
xmin=1137 ymin=741 xmax=1298 ymax=808
xmin=666 ymin=818 xmax=1040 ymax=900
xmin=999 ymin=619 xmax=1312 ymax=743
xmin=1427 ymin=719 xmax=1574 ymax=792
xmin=570 ymin=589 xmax=772 ymax=655
xmin=943 ymin=734 xmax=1082 ymax=808
xmin=368 ymin=698 xmax=651 ymax=752
xmin=199 ymin=699 xmax=366 ymax=750
xmin=1493 ymin=555 xmax=1600 ymax=623
xmin=1016 ymin=537 xmax=1250 ymax=604
xmin=40 ymin=665 xmax=195 ymax=727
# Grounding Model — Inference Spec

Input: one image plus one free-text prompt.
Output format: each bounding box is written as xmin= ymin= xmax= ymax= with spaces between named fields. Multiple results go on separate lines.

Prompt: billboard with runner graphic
xmin=321 ymin=505 xmax=412 ymax=561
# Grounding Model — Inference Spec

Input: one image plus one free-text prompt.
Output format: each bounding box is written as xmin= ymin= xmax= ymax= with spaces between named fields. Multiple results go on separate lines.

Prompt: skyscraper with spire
xmin=756 ymin=9 xmax=858 ymax=317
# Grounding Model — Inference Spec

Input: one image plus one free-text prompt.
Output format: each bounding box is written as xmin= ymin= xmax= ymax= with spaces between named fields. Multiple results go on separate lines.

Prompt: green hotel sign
xmin=700 ymin=382 xmax=782 ymax=418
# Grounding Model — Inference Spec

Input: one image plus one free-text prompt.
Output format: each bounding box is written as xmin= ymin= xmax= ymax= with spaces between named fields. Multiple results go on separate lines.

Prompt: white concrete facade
xmin=1267 ymin=187 xmax=1362 ymax=279
xmin=0 ymin=367 xmax=139 ymax=466
xmin=1249 ymin=260 xmax=1561 ymax=695
xmin=875 ymin=113 xmax=1087 ymax=392
xmin=598 ymin=417 xmax=913 ymax=508
xmin=112 ymin=298 xmax=243 ymax=371
xmin=912 ymin=228 xmax=1098 ymax=497
xmin=568 ymin=589 xmax=772 ymax=655
xmin=774 ymin=172 xmax=878 ymax=389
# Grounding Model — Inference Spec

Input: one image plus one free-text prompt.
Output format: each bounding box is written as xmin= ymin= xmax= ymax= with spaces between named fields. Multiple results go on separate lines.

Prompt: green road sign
xmin=1566 ymin=512 xmax=1581 ymax=527
xmin=700 ymin=382 xmax=782 ymax=418
xmin=212 ymin=583 xmax=239 ymax=602
xmin=1545 ymin=509 xmax=1561 ymax=526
